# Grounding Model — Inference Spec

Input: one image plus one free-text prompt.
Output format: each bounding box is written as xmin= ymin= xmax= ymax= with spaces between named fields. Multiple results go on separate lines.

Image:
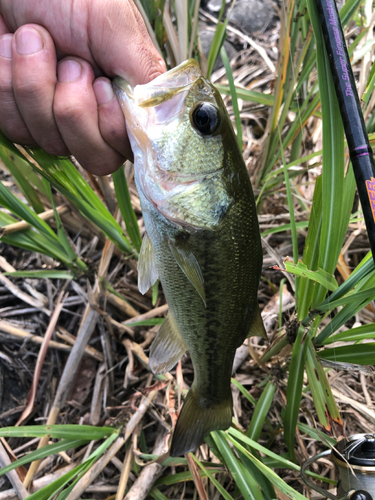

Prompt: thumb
xmin=88 ymin=0 xmax=166 ymax=86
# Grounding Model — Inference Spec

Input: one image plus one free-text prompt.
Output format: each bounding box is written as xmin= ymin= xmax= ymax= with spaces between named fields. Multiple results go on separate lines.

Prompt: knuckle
xmin=1 ymin=120 xmax=34 ymax=146
xmin=14 ymin=79 xmax=45 ymax=100
xmin=39 ymin=138 xmax=69 ymax=157
xmin=54 ymin=99 xmax=84 ymax=124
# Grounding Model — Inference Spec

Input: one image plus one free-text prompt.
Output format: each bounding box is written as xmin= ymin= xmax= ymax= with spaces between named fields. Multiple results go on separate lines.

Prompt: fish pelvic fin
xmin=247 ymin=302 xmax=267 ymax=340
xmin=168 ymin=237 xmax=206 ymax=306
xmin=149 ymin=312 xmax=187 ymax=374
xmin=138 ymin=232 xmax=159 ymax=295
xmin=170 ymin=388 xmax=233 ymax=457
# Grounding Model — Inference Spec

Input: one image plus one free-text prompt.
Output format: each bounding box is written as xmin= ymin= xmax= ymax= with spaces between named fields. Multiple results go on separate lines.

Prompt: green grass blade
xmin=113 ymin=166 xmax=142 ymax=252
xmin=279 ymin=130 xmax=298 ymax=270
xmin=315 ymin=271 xmax=375 ymax=344
xmin=126 ymin=319 xmax=164 ymax=327
xmin=0 ymin=145 xmax=45 ymax=213
xmin=21 ymin=149 xmax=132 ymax=252
xmin=316 ymin=287 xmax=375 ymax=313
xmin=220 ymin=46 xmax=242 ymax=150
xmin=0 ymin=424 xmax=116 ymax=440
xmin=190 ymin=452 xmax=234 ymax=500
xmin=0 ymin=439 xmax=88 ymax=477
xmin=149 ymin=489 xmax=170 ymax=500
xmin=226 ymin=433 xmax=308 ymax=500
xmin=298 ymin=175 xmax=323 ymax=319
xmin=231 ymin=378 xmax=257 ymax=405
xmin=319 ymin=344 xmax=375 ymax=364
xmin=285 ymin=259 xmax=338 ymax=291
xmin=339 ymin=0 xmax=363 ymax=26
xmin=315 ymin=253 xmax=374 ymax=310
xmin=26 ymin=432 xmax=119 ymax=500
xmin=212 ymin=432 xmax=264 ymax=500
xmin=206 ymin=9 xmax=229 ymax=79
xmin=26 ymin=462 xmax=91 ymax=500
xmin=5 ymin=270 xmax=75 ymax=279
xmin=246 ymin=381 xmax=276 ymax=441
xmin=215 ymin=84 xmax=274 ymax=107
xmin=284 ymin=323 xmax=314 ymax=460
xmin=261 ymin=220 xmax=309 ymax=237
xmin=0 ymin=180 xmax=59 ymax=242
xmin=306 ymin=0 xmax=345 ymax=308
xmin=305 ymin=341 xmax=342 ymax=431
xmin=297 ymin=422 xmax=337 ymax=446
xmin=322 ymin=322 xmax=375 ymax=345
xmin=42 ymin=179 xmax=87 ymax=271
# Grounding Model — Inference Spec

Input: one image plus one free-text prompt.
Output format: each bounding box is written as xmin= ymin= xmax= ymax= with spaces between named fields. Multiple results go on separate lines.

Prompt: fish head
xmin=113 ymin=59 xmax=236 ymax=229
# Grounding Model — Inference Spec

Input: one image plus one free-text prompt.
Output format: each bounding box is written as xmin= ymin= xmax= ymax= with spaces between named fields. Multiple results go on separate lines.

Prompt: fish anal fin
xmin=168 ymin=237 xmax=206 ymax=306
xmin=170 ymin=388 xmax=232 ymax=457
xmin=149 ymin=313 xmax=187 ymax=374
xmin=138 ymin=232 xmax=159 ymax=295
xmin=247 ymin=302 xmax=267 ymax=340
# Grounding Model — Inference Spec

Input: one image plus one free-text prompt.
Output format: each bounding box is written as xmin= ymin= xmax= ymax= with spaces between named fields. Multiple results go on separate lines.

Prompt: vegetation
xmin=0 ymin=0 xmax=375 ymax=498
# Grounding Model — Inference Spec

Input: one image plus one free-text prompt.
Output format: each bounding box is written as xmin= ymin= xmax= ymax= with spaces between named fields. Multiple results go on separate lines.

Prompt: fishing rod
xmin=315 ymin=0 xmax=375 ymax=266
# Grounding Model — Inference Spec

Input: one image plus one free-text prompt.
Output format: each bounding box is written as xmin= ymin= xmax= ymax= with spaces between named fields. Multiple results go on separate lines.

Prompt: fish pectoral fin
xmin=149 ymin=312 xmax=187 ymax=374
xmin=138 ymin=232 xmax=159 ymax=295
xmin=247 ymin=302 xmax=267 ymax=340
xmin=170 ymin=387 xmax=233 ymax=457
xmin=168 ymin=237 xmax=206 ymax=306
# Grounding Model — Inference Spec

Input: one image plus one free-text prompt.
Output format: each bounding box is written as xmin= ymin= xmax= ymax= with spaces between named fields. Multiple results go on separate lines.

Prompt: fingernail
xmin=93 ymin=80 xmax=114 ymax=105
xmin=58 ymin=59 xmax=82 ymax=82
xmin=15 ymin=27 xmax=43 ymax=54
xmin=0 ymin=34 xmax=12 ymax=58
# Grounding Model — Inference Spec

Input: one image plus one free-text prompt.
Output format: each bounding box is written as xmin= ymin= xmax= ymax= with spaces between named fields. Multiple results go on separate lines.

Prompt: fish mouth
xmin=113 ymin=59 xmax=201 ymax=108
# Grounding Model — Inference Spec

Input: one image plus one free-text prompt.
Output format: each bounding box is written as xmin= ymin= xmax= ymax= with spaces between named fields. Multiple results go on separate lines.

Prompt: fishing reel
xmin=301 ymin=434 xmax=375 ymax=500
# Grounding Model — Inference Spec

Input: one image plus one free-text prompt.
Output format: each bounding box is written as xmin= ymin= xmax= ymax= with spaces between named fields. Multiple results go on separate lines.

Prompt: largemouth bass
xmin=113 ymin=60 xmax=265 ymax=457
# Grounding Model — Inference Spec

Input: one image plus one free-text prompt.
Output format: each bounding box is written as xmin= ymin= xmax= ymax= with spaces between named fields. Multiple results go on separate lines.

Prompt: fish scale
xmin=113 ymin=59 xmax=265 ymax=456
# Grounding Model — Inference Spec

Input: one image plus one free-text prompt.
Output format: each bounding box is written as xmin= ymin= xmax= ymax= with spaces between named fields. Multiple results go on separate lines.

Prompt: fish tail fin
xmin=170 ymin=388 xmax=232 ymax=457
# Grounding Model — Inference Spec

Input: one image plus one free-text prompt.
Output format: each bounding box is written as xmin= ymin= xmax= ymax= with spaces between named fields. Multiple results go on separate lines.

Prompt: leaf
xmin=220 ymin=46 xmax=242 ymax=150
xmin=322 ymin=322 xmax=375 ymax=345
xmin=315 ymin=271 xmax=375 ymax=345
xmin=190 ymin=452 xmax=234 ymax=500
xmin=307 ymin=0 xmax=346 ymax=308
xmin=283 ymin=322 xmax=314 ymax=460
xmin=283 ymin=258 xmax=338 ymax=291
xmin=0 ymin=144 xmax=45 ymax=213
xmin=212 ymin=431 xmax=264 ymax=500
xmin=246 ymin=381 xmax=276 ymax=441
xmin=319 ymin=344 xmax=375 ymax=365
xmin=0 ymin=439 xmax=88 ymax=477
xmin=0 ymin=180 xmax=60 ymax=242
xmin=113 ymin=165 xmax=142 ymax=252
xmin=226 ymin=432 xmax=308 ymax=500
xmin=305 ymin=340 xmax=342 ymax=431
xmin=215 ymin=84 xmax=274 ymax=107
xmin=0 ymin=424 xmax=117 ymax=440
xmin=126 ymin=318 xmax=164 ymax=327
xmin=314 ymin=253 xmax=374 ymax=314
xmin=206 ymin=11 xmax=229 ymax=79
xmin=5 ymin=270 xmax=75 ymax=279
xmin=298 ymin=175 xmax=323 ymax=320
xmin=26 ymin=431 xmax=119 ymax=500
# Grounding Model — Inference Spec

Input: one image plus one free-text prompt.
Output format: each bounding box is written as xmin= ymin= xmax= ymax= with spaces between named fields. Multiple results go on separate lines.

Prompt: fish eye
xmin=190 ymin=103 xmax=220 ymax=136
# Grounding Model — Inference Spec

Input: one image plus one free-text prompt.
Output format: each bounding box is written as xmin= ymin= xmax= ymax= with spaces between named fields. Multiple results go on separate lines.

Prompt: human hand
xmin=0 ymin=0 xmax=166 ymax=175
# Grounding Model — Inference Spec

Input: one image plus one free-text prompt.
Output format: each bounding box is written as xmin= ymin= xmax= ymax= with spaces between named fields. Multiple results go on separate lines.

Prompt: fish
xmin=113 ymin=59 xmax=265 ymax=457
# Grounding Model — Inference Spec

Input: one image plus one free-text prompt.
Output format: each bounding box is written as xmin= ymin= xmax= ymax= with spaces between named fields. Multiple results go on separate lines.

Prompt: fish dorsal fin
xmin=138 ymin=232 xmax=159 ymax=295
xmin=247 ymin=302 xmax=267 ymax=340
xmin=149 ymin=312 xmax=187 ymax=374
xmin=168 ymin=237 xmax=206 ymax=306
